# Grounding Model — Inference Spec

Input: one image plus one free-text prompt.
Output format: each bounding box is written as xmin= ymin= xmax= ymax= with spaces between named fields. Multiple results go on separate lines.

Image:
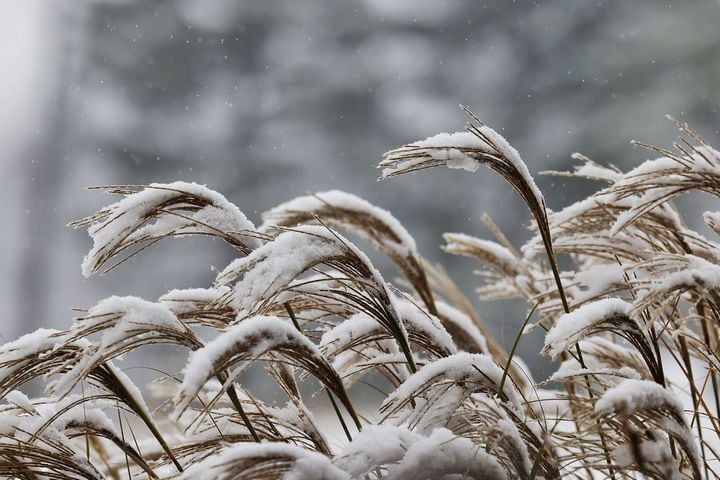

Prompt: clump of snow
xmin=80 ymin=182 xmax=259 ymax=277
xmin=179 ymin=442 xmax=348 ymax=480
xmin=443 ymin=148 xmax=481 ymax=172
xmin=594 ymin=379 xmax=684 ymax=418
xmin=613 ymin=439 xmax=680 ymax=480
xmin=543 ymin=298 xmax=633 ymax=359
xmin=435 ymin=301 xmax=489 ymax=354
xmin=381 ymin=352 xmax=523 ymax=430
xmin=477 ymin=125 xmax=545 ymax=209
xmin=261 ymin=190 xmax=418 ymax=257
xmin=443 ymin=233 xmax=518 ymax=276
xmin=175 ymin=315 xmax=323 ymax=414
xmin=380 ymin=131 xmax=490 ymax=178
xmin=335 ymin=425 xmax=505 ymax=480
xmin=52 ymin=295 xmax=192 ymax=398
xmin=216 ymin=225 xmax=388 ymax=316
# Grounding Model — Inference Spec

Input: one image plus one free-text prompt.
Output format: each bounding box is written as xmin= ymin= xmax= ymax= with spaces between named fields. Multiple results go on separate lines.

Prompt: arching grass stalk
xmin=284 ymin=302 xmax=361 ymax=437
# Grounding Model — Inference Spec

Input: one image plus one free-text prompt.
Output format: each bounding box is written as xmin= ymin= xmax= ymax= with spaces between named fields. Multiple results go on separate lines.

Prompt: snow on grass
xmin=335 ymin=425 xmax=505 ymax=480
xmin=543 ymin=297 xmax=633 ymax=359
xmin=175 ymin=315 xmax=323 ymax=414
xmin=216 ymin=224 xmax=388 ymax=316
xmin=379 ymin=131 xmax=491 ymax=178
xmin=654 ymin=254 xmax=720 ymax=295
xmin=80 ymin=182 xmax=259 ymax=277
xmin=435 ymin=301 xmax=489 ymax=354
xmin=52 ymin=295 xmax=193 ymax=398
xmin=443 ymin=232 xmax=519 ymax=277
xmin=320 ymin=312 xmax=381 ymax=358
xmin=178 ymin=442 xmax=349 ymax=480
xmin=594 ymin=379 xmax=684 ymax=418
xmin=381 ymin=352 xmax=524 ymax=426
xmin=475 ymin=125 xmax=544 ymax=210
xmin=261 ymin=189 xmax=418 ymax=257
xmin=0 ymin=328 xmax=62 ymax=373
xmin=612 ymin=440 xmax=680 ymax=480
xmin=392 ymin=295 xmax=457 ymax=358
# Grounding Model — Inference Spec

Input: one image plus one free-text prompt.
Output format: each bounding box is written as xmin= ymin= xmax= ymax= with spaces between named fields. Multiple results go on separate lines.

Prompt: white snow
xmin=175 ymin=315 xmax=323 ymax=414
xmin=568 ymin=154 xmax=623 ymax=182
xmin=543 ymin=297 xmax=633 ymax=359
xmin=382 ymin=352 xmax=523 ymax=418
xmin=178 ymin=442 xmax=348 ymax=480
xmin=392 ymin=296 xmax=457 ymax=357
xmin=612 ymin=440 xmax=680 ymax=480
xmin=657 ymin=254 xmax=720 ymax=294
xmin=476 ymin=125 xmax=545 ymax=209
xmin=159 ymin=287 xmax=232 ymax=315
xmin=52 ymin=295 xmax=191 ymax=397
xmin=320 ymin=312 xmax=382 ymax=358
xmin=435 ymin=301 xmax=489 ymax=354
xmin=594 ymin=379 xmax=684 ymax=418
xmin=414 ymin=131 xmax=490 ymax=150
xmin=261 ymin=190 xmax=417 ymax=257
xmin=216 ymin=225 xmax=386 ymax=315
xmin=380 ymin=131 xmax=490 ymax=177
xmin=80 ymin=182 xmax=259 ymax=277
xmin=334 ymin=425 xmax=505 ymax=480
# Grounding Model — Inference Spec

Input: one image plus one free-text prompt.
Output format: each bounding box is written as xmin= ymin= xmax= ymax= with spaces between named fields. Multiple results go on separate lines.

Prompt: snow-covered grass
xmin=1 ymin=112 xmax=719 ymax=478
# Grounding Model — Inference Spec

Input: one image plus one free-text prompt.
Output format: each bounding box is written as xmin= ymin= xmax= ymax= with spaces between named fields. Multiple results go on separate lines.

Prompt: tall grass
xmin=0 ymin=111 xmax=718 ymax=479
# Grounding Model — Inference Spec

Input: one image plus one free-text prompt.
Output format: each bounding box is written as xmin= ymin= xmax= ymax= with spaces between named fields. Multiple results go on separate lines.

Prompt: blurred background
xmin=1 ymin=0 xmax=719 ymax=380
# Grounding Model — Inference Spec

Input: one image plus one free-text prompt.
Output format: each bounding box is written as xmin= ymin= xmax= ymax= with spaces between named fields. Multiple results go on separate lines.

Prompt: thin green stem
xmin=498 ymin=302 xmax=538 ymax=396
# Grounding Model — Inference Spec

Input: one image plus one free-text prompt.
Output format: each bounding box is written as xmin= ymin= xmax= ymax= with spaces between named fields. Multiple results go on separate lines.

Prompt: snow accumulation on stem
xmin=380 ymin=131 xmax=490 ymax=178
xmin=335 ymin=425 xmax=505 ymax=480
xmin=435 ymin=301 xmax=489 ymax=354
xmin=85 ymin=295 xmax=187 ymax=334
xmin=0 ymin=328 xmax=62 ymax=367
xmin=81 ymin=181 xmax=259 ymax=277
xmin=175 ymin=316 xmax=322 ymax=413
xmin=413 ymin=131 xmax=489 ymax=173
xmin=178 ymin=442 xmax=349 ymax=480
xmin=320 ymin=312 xmax=382 ymax=358
xmin=383 ymin=352 xmax=523 ymax=412
xmin=261 ymin=189 xmax=418 ymax=257
xmin=217 ymin=224 xmax=387 ymax=315
xmin=594 ymin=379 xmax=685 ymax=418
xmin=613 ymin=440 xmax=680 ymax=480
xmin=475 ymin=125 xmax=545 ymax=208
xmin=564 ymin=263 xmax=626 ymax=306
xmin=443 ymin=232 xmax=518 ymax=276
xmin=652 ymin=254 xmax=720 ymax=296
xmin=392 ymin=296 xmax=457 ymax=357
xmin=159 ymin=287 xmax=232 ymax=315
xmin=543 ymin=297 xmax=633 ymax=359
